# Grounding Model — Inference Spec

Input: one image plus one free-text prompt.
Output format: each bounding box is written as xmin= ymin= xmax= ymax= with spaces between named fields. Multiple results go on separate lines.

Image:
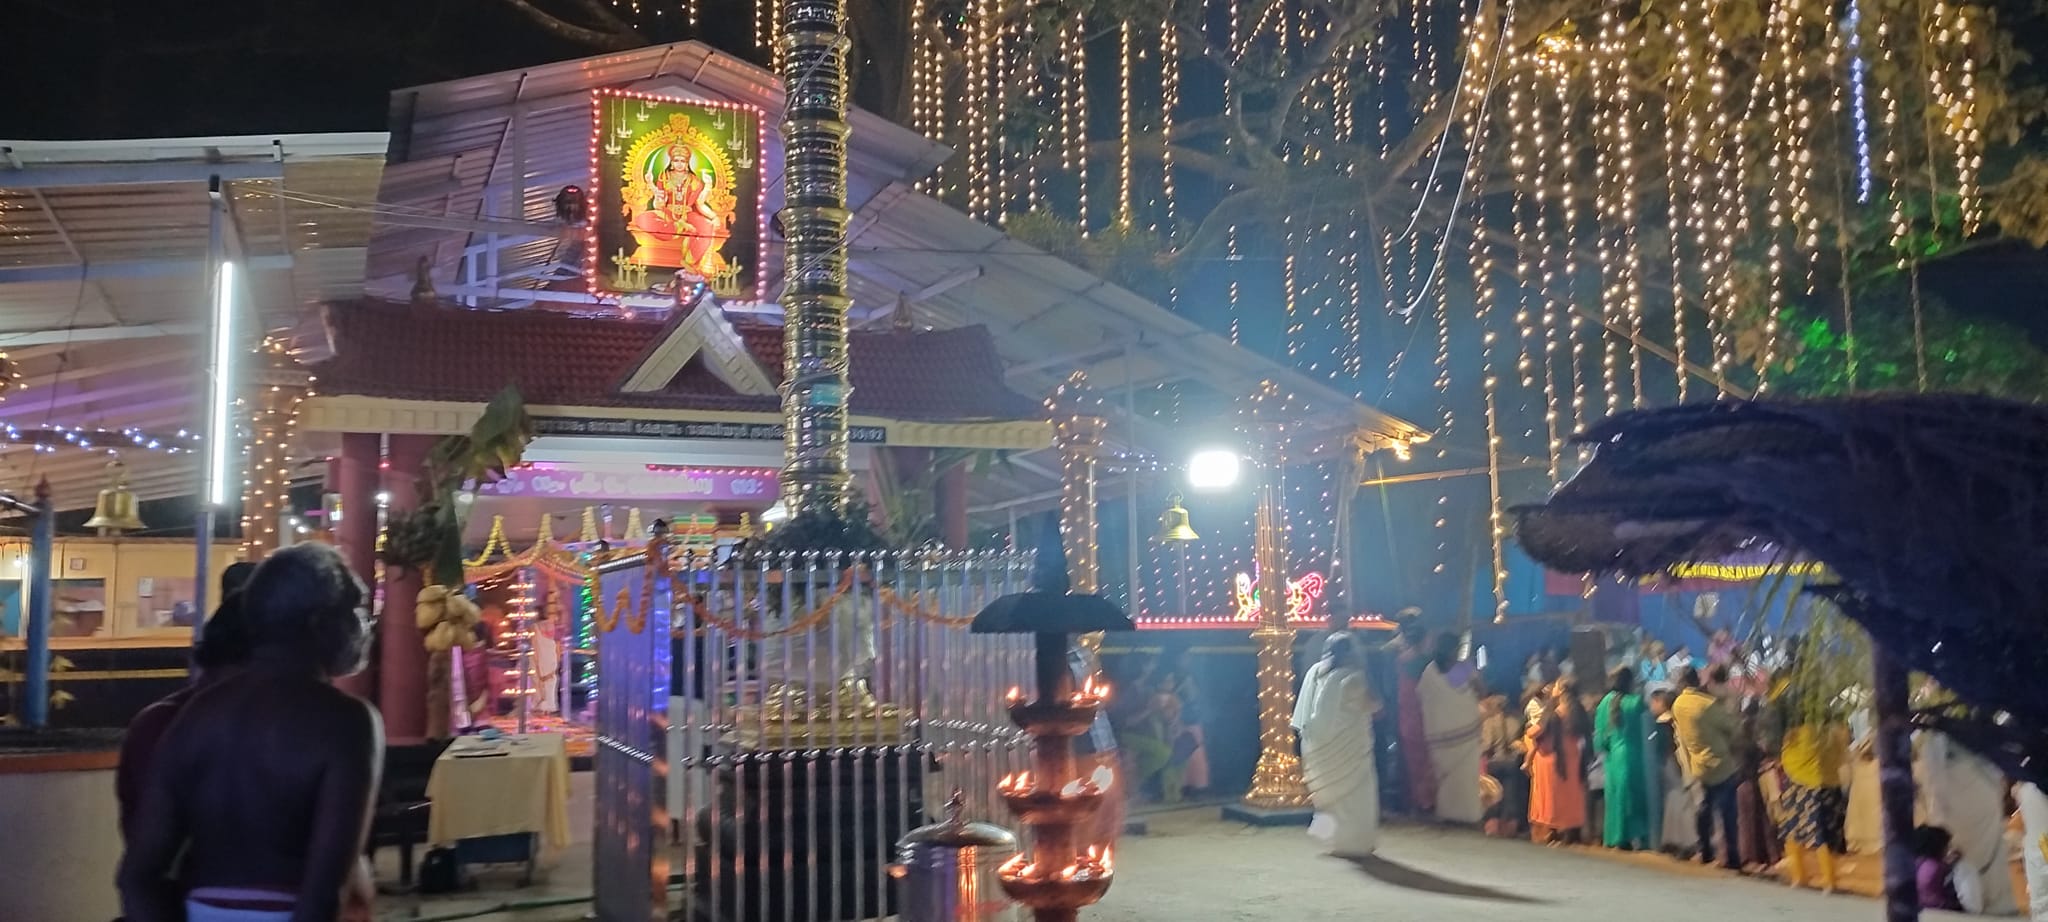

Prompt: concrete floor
xmin=376 ymin=777 xmax=1970 ymax=922
xmin=1088 ymin=807 xmax=1966 ymax=922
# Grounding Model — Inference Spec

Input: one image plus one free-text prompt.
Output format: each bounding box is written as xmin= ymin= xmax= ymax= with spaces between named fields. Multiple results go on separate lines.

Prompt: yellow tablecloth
xmin=425 ymin=732 xmax=572 ymax=850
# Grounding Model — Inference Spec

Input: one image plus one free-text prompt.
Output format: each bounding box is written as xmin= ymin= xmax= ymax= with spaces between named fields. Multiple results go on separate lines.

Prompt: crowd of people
xmin=1290 ymin=623 xmax=2048 ymax=919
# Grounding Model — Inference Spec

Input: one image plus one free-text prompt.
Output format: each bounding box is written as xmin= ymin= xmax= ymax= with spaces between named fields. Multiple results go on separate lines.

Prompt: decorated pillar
xmin=331 ymin=433 xmax=380 ymax=700
xmin=1241 ymin=381 xmax=1311 ymax=812
xmin=379 ymin=434 xmax=435 ymax=741
xmin=1047 ymin=373 xmax=1107 ymax=596
xmin=240 ymin=338 xmax=312 ymax=559
xmin=777 ymin=0 xmax=854 ymax=516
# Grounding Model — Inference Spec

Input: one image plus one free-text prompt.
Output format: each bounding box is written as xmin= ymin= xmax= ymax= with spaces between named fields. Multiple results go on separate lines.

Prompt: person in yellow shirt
xmin=1672 ymin=665 xmax=1745 ymax=870
xmin=1777 ymin=720 xmax=1850 ymax=892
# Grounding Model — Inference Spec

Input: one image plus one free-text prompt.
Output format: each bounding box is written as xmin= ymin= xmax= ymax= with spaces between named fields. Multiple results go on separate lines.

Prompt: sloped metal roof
xmin=0 ymin=133 xmax=388 ymax=509
xmin=364 ymin=40 xmax=1427 ymax=486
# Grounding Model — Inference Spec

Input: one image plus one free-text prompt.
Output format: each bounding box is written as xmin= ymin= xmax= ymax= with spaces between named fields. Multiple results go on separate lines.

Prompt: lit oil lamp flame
xmin=1005 ymin=686 xmax=1023 ymax=704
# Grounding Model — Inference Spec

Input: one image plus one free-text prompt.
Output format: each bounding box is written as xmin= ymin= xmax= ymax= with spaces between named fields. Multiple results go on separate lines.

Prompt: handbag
xmin=417 ymin=846 xmax=465 ymax=894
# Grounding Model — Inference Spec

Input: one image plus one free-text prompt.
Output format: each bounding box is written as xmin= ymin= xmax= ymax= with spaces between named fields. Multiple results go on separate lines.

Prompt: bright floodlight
xmin=761 ymin=500 xmax=791 ymax=524
xmin=1187 ymin=449 xmax=1242 ymax=490
xmin=204 ymin=260 xmax=238 ymax=506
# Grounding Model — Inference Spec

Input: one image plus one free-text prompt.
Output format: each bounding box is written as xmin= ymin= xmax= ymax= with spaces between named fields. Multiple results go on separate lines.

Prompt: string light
xmin=1228 ymin=224 xmax=1241 ymax=343
xmin=1062 ymin=15 xmax=1090 ymax=232
xmin=1531 ymin=44 xmax=1566 ymax=478
xmin=1873 ymin=0 xmax=1927 ymax=388
xmin=1661 ymin=0 xmax=1696 ymax=405
xmin=1118 ymin=22 xmax=1136 ymax=228
xmin=966 ymin=0 xmax=991 ymax=220
xmin=1700 ymin=10 xmax=1743 ymax=386
xmin=1758 ymin=0 xmax=1796 ymax=393
xmin=1507 ymin=57 xmax=1539 ymax=396
xmin=1931 ymin=0 xmax=1983 ymax=233
xmin=1457 ymin=0 xmax=1509 ymax=623
xmin=1161 ymin=19 xmax=1180 ymax=229
xmin=1844 ymin=0 xmax=1874 ymax=203
xmin=1048 ymin=372 xmax=1106 ymax=595
xmin=1283 ymin=225 xmax=1300 ymax=359
xmin=240 ymin=338 xmax=314 ymax=557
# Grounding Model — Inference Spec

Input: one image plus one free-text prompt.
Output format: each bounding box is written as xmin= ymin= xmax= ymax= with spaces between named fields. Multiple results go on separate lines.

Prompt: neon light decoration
xmin=588 ymin=89 xmax=767 ymax=302
xmin=1231 ymin=568 xmax=1325 ymax=622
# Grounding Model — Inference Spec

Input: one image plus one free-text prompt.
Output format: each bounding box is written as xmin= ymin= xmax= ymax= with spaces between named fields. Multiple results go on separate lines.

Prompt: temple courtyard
xmin=379 ymin=776 xmax=1943 ymax=922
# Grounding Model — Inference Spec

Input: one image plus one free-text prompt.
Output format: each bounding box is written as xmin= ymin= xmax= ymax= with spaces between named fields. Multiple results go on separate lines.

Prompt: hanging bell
xmin=84 ymin=459 xmax=146 ymax=534
xmin=1155 ymin=493 xmax=1200 ymax=544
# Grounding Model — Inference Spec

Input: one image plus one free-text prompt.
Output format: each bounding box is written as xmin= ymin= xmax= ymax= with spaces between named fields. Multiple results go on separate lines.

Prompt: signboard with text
xmin=476 ymin=464 xmax=776 ymax=503
xmin=531 ymin=416 xmax=887 ymax=444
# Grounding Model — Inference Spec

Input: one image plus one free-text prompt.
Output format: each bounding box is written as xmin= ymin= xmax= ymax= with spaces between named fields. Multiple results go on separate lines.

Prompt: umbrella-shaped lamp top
xmin=970 ymin=591 xmax=1133 ymax=635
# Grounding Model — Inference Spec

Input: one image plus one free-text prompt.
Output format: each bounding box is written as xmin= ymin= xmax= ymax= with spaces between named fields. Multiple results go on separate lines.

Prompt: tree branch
xmin=489 ymin=0 xmax=642 ymax=49
xmin=1172 ymin=186 xmax=1279 ymax=262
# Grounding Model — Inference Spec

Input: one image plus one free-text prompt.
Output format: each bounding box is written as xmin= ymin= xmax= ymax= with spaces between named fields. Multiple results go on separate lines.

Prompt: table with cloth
xmin=425 ymin=732 xmax=572 ymax=879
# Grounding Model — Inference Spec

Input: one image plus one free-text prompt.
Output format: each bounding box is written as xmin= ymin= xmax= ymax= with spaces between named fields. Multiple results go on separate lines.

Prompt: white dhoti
xmin=185 ymin=903 xmax=292 ymax=922
xmin=1419 ymin=663 xmax=1483 ymax=824
xmin=1920 ymin=732 xmax=2017 ymax=915
xmin=2017 ymin=782 xmax=2047 ymax=922
xmin=1303 ymin=666 xmax=1379 ymax=857
xmin=1846 ymin=749 xmax=1885 ymax=855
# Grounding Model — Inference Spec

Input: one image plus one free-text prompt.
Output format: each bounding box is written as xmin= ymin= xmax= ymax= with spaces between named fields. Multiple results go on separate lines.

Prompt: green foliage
xmin=1777 ymin=602 xmax=1872 ymax=730
xmin=755 ymin=498 xmax=894 ymax=554
xmin=378 ymin=386 xmax=535 ymax=586
xmin=1770 ymin=289 xmax=2048 ymax=399
xmin=1990 ymin=155 xmax=2048 ymax=248
xmin=1005 ymin=211 xmax=1179 ymax=302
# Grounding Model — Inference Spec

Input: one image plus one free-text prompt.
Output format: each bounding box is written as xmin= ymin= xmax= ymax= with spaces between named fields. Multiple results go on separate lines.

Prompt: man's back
xmin=147 ymin=668 xmax=378 ymax=894
xmin=1671 ymin=688 xmax=1738 ymax=785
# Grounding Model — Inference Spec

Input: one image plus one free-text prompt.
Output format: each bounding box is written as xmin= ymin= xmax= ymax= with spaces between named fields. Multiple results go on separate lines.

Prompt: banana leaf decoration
xmin=379 ymin=386 xmax=535 ymax=588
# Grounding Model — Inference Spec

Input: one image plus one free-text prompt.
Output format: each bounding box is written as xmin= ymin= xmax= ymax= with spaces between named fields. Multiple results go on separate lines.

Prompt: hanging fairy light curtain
xmin=890 ymin=0 xmax=2011 ymax=619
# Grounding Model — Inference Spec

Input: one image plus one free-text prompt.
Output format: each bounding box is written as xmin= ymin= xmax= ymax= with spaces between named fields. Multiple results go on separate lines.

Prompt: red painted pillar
xmin=378 ymin=434 xmax=434 ymax=742
xmin=937 ymin=461 xmax=970 ymax=549
xmin=331 ymin=433 xmax=380 ymax=701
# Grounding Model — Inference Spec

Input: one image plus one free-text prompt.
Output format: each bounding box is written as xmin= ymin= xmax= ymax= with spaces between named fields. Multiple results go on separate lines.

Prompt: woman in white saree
xmin=1303 ymin=633 xmax=1383 ymax=858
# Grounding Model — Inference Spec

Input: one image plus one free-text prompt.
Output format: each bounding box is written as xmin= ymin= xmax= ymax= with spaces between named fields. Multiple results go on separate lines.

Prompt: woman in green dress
xmin=1594 ymin=666 xmax=1652 ymax=850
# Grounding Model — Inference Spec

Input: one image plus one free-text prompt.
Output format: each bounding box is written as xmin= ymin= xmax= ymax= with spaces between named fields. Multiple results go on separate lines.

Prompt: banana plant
xmin=380 ymin=386 xmax=534 ymax=586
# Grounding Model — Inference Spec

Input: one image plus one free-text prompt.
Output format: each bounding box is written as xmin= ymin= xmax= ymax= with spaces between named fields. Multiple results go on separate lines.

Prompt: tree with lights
xmin=494 ymin=0 xmax=2048 ymax=620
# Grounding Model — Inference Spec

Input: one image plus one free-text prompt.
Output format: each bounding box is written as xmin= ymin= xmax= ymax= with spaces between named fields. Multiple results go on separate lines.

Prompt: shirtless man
xmin=118 ymin=544 xmax=380 ymax=922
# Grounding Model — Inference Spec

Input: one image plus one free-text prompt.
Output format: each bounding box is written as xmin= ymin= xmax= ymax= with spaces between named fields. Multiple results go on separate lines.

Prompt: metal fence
xmin=594 ymin=549 xmax=1039 ymax=922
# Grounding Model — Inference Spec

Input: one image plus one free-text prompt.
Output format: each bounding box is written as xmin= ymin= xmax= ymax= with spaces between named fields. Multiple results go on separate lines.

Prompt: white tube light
xmin=206 ymin=260 xmax=237 ymax=506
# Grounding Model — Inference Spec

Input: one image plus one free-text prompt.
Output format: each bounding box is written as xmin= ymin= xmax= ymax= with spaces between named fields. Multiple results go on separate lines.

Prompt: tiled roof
xmin=311 ymin=299 xmax=1043 ymax=422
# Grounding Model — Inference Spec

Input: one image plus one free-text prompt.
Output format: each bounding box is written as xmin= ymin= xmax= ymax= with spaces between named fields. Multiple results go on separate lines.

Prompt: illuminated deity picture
xmin=592 ymin=92 xmax=762 ymax=300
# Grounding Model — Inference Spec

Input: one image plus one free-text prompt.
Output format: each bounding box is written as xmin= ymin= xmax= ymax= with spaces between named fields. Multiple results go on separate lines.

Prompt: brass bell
xmin=84 ymin=459 xmax=146 ymax=535
xmin=1155 ymin=493 xmax=1200 ymax=544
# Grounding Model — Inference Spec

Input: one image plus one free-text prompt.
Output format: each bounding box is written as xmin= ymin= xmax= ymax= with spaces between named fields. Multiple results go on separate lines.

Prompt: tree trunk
xmin=425 ymin=648 xmax=453 ymax=740
xmin=1873 ymin=644 xmax=1919 ymax=922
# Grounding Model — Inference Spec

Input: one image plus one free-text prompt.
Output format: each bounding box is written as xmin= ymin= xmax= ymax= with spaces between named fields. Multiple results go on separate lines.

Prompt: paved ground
xmin=375 ymin=777 xmax=1972 ymax=921
xmin=1091 ymin=807 xmax=1962 ymax=922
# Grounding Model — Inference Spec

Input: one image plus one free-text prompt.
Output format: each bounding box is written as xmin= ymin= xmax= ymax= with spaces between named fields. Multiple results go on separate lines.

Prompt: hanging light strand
xmin=1161 ymin=19 xmax=1181 ymax=229
xmin=1663 ymin=0 xmax=1698 ymax=403
xmin=1118 ymin=22 xmax=1136 ymax=228
xmin=1532 ymin=46 xmax=1567 ymax=479
xmin=1063 ymin=15 xmax=1091 ymax=232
